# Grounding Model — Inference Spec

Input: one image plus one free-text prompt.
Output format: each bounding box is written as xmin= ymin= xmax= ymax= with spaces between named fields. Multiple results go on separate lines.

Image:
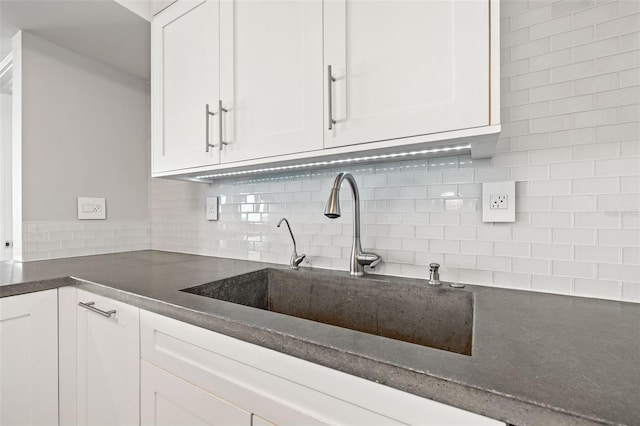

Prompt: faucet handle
xmin=290 ymin=252 xmax=307 ymax=270
xmin=358 ymin=252 xmax=382 ymax=268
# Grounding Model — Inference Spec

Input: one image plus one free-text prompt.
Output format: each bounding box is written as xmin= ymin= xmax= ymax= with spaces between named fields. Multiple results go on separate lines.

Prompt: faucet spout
xmin=277 ymin=218 xmax=306 ymax=270
xmin=324 ymin=172 xmax=381 ymax=276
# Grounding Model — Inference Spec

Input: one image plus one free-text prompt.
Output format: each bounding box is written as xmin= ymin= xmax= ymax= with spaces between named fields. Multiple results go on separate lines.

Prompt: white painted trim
xmin=11 ymin=32 xmax=22 ymax=261
xmin=490 ymin=0 xmax=500 ymax=126
xmin=113 ymin=0 xmax=152 ymax=21
xmin=0 ymin=52 xmax=13 ymax=95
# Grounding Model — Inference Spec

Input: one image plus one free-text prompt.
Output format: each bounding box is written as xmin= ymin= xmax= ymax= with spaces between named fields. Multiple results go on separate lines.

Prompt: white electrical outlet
xmin=483 ymin=182 xmax=515 ymax=222
xmin=490 ymin=194 xmax=508 ymax=209
xmin=206 ymin=197 xmax=219 ymax=221
xmin=77 ymin=197 xmax=106 ymax=220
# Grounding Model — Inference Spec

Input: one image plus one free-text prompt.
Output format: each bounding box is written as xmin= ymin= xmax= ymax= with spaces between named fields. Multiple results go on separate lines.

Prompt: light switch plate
xmin=77 ymin=197 xmax=106 ymax=220
xmin=483 ymin=182 xmax=516 ymax=222
xmin=206 ymin=196 xmax=219 ymax=221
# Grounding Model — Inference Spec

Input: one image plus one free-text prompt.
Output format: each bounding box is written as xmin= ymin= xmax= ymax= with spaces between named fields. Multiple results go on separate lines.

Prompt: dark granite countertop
xmin=1 ymin=250 xmax=638 ymax=425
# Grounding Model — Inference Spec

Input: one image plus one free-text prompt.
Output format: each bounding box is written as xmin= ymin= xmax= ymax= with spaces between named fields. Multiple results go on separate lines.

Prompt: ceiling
xmin=0 ymin=0 xmax=150 ymax=81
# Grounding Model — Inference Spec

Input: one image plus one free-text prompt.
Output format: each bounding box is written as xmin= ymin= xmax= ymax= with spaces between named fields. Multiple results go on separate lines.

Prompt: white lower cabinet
xmin=141 ymin=360 xmax=251 ymax=425
xmin=140 ymin=309 xmax=501 ymax=426
xmin=59 ymin=287 xmax=140 ymax=426
xmin=0 ymin=289 xmax=58 ymax=426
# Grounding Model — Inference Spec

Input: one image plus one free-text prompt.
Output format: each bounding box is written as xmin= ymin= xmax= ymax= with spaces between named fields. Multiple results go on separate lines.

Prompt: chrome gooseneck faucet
xmin=277 ymin=218 xmax=307 ymax=270
xmin=324 ymin=172 xmax=382 ymax=276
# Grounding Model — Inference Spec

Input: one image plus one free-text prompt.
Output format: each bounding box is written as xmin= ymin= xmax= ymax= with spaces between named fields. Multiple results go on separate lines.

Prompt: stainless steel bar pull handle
xmin=327 ymin=65 xmax=337 ymax=130
xmin=206 ymin=101 xmax=228 ymax=152
xmin=217 ymin=99 xmax=229 ymax=151
xmin=78 ymin=301 xmax=116 ymax=318
xmin=205 ymin=103 xmax=217 ymax=152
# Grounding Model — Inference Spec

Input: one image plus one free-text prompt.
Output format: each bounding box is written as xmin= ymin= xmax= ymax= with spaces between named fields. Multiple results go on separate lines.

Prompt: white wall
xmin=0 ymin=94 xmax=12 ymax=261
xmin=150 ymin=0 xmax=640 ymax=303
xmin=14 ymin=31 xmax=150 ymax=261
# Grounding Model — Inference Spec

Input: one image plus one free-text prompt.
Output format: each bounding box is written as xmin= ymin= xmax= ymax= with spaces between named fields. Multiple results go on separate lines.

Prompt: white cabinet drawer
xmin=140 ymin=310 xmax=501 ymax=425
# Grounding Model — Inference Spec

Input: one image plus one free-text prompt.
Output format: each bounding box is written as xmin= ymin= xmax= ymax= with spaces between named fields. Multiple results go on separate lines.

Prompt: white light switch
xmin=483 ymin=182 xmax=515 ymax=222
xmin=206 ymin=197 xmax=218 ymax=221
xmin=77 ymin=197 xmax=106 ymax=220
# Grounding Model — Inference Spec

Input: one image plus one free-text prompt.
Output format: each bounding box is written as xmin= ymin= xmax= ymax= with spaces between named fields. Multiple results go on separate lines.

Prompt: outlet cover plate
xmin=77 ymin=197 xmax=106 ymax=220
xmin=483 ymin=182 xmax=515 ymax=222
xmin=206 ymin=196 xmax=219 ymax=221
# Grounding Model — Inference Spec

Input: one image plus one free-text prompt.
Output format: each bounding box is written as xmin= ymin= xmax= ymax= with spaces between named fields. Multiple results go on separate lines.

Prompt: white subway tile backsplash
xmin=531 ymin=48 xmax=573 ymax=72
xmin=622 ymin=282 xmax=640 ymax=302
xmin=595 ymin=50 xmax=640 ymax=75
xmin=493 ymin=271 xmax=531 ymax=289
xmin=574 ymin=278 xmax=622 ymax=300
xmin=553 ymin=260 xmax=596 ymax=278
xmin=573 ymin=2 xmax=619 ymax=27
xmin=532 ymin=243 xmax=572 ymax=259
xmin=530 ymin=15 xmax=572 ymax=39
xmin=574 ymin=212 xmax=620 ymax=228
xmin=531 ymin=274 xmax=573 ymax=294
xmin=595 ymin=158 xmax=640 ymax=176
xmin=22 ymin=221 xmax=150 ymax=261
xmin=552 ymin=195 xmax=596 ymax=211
xmin=444 ymin=254 xmax=476 ymax=269
xmin=530 ymin=81 xmax=574 ymax=101
xmin=573 ymin=177 xmax=618 ymax=194
xmin=596 ymin=122 xmax=640 ymax=142
xmin=513 ymin=257 xmax=552 ymax=274
xmin=530 ymin=179 xmax=571 ymax=195
xmin=597 ymin=193 xmax=640 ymax=211
xmin=511 ymin=69 xmax=551 ymax=90
xmin=477 ymin=255 xmax=511 ymax=271
xmin=460 ymin=240 xmax=494 ymax=255
xmin=619 ymin=31 xmax=640 ymax=51
xmin=551 ymin=26 xmax=594 ymax=50
xmin=595 ymin=12 xmax=640 ymax=38
xmin=620 ymin=67 xmax=640 ymax=86
xmin=552 ymin=229 xmax=596 ymax=244
xmin=510 ymin=164 xmax=549 ymax=180
xmin=623 ymin=247 xmax=640 ymax=264
xmin=573 ymin=73 xmax=619 ymax=96
xmin=575 ymin=245 xmax=620 ymax=263
xmin=512 ymin=5 xmax=551 ymax=31
xmin=532 ymin=212 xmax=572 ymax=227
xmin=621 ymin=176 xmax=640 ymax=193
xmin=430 ymin=239 xmax=459 ymax=254
xmin=599 ymin=229 xmax=640 ymax=246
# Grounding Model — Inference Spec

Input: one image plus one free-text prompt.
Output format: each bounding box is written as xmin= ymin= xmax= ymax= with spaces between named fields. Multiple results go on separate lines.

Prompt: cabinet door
xmin=141 ymin=360 xmax=251 ymax=426
xmin=151 ymin=0 xmax=220 ymax=173
xmin=324 ymin=0 xmax=490 ymax=149
xmin=76 ymin=289 xmax=140 ymax=426
xmin=0 ymin=290 xmax=58 ymax=426
xmin=219 ymin=0 xmax=323 ymax=163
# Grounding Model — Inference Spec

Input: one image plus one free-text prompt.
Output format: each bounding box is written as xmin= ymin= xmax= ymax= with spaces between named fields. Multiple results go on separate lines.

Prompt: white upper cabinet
xmin=151 ymin=0 xmax=499 ymax=178
xmin=219 ymin=0 xmax=324 ymax=164
xmin=151 ymin=0 xmax=220 ymax=173
xmin=324 ymin=0 xmax=490 ymax=149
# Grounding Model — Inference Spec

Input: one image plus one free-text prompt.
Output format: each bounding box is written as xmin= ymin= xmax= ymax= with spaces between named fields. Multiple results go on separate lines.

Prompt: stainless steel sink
xmin=181 ymin=268 xmax=474 ymax=356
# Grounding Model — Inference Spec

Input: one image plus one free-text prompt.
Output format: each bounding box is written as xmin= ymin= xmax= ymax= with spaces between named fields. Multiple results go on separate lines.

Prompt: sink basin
xmin=181 ymin=268 xmax=473 ymax=356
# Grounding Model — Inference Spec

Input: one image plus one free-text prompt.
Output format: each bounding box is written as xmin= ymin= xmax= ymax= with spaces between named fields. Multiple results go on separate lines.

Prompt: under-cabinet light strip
xmin=195 ymin=144 xmax=471 ymax=180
